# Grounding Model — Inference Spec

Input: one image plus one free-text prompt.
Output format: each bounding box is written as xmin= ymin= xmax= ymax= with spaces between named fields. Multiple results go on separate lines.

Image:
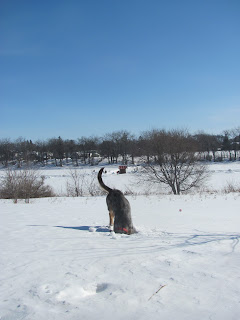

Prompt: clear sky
xmin=1 ymin=0 xmax=240 ymax=140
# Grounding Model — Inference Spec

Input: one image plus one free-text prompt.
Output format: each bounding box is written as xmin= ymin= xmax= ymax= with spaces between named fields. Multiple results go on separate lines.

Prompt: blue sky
xmin=1 ymin=0 xmax=240 ymax=140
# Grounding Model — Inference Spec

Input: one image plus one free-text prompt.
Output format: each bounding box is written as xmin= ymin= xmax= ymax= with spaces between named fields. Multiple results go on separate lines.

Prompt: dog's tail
xmin=98 ymin=168 xmax=112 ymax=193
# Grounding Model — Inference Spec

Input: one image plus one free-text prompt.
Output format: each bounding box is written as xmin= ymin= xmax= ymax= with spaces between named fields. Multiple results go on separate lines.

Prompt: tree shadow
xmin=181 ymin=232 xmax=240 ymax=253
xmin=147 ymin=230 xmax=240 ymax=254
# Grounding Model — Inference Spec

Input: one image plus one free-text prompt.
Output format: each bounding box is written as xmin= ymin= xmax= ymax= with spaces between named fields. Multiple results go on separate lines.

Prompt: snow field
xmin=36 ymin=161 xmax=240 ymax=195
xmin=1 ymin=190 xmax=240 ymax=319
xmin=0 ymin=161 xmax=240 ymax=196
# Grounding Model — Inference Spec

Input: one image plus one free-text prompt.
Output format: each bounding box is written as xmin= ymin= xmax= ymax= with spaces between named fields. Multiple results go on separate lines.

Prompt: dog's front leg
xmin=109 ymin=210 xmax=114 ymax=231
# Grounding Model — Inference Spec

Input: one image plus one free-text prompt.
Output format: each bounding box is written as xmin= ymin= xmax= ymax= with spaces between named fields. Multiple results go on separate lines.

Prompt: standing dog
xmin=98 ymin=168 xmax=136 ymax=235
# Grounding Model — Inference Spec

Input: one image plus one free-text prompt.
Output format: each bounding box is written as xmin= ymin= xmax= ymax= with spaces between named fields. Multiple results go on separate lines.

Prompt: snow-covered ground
xmin=1 ymin=161 xmax=240 ymax=196
xmin=1 ymin=162 xmax=240 ymax=319
xmin=38 ymin=161 xmax=240 ymax=195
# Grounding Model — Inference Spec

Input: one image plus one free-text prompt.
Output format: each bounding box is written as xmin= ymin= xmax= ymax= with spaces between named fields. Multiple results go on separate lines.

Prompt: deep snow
xmin=0 ymin=162 xmax=240 ymax=319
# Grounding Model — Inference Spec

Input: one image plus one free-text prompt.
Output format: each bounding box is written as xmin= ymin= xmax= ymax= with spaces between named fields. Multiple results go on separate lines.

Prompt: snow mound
xmin=56 ymin=283 xmax=111 ymax=303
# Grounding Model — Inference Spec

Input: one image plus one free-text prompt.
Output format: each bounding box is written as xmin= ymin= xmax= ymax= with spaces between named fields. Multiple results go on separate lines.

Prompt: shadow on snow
xmin=27 ymin=225 xmax=240 ymax=253
xmin=54 ymin=225 xmax=110 ymax=232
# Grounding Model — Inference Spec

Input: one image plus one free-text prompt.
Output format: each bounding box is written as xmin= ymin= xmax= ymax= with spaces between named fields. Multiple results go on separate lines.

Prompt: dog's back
xmin=106 ymin=189 xmax=134 ymax=233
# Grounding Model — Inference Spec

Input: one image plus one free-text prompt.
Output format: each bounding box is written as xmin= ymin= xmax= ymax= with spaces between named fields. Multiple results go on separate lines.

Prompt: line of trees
xmin=0 ymin=128 xmax=240 ymax=167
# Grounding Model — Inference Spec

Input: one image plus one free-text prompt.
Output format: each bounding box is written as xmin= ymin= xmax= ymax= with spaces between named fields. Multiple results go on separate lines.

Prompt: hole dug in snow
xmin=96 ymin=283 xmax=109 ymax=293
xmin=56 ymin=283 xmax=109 ymax=303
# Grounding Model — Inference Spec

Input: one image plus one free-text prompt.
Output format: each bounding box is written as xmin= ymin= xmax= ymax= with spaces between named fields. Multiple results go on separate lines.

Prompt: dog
xmin=98 ymin=168 xmax=136 ymax=235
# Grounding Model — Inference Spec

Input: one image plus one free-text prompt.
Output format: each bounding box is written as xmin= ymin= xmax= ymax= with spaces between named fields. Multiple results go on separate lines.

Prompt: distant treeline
xmin=0 ymin=128 xmax=240 ymax=167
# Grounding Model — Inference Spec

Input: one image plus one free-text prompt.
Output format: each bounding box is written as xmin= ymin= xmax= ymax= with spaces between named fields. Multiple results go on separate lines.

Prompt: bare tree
xmin=101 ymin=132 xmax=120 ymax=163
xmin=77 ymin=136 xmax=99 ymax=165
xmin=48 ymin=136 xmax=65 ymax=166
xmin=101 ymin=130 xmax=134 ymax=164
xmin=139 ymin=129 xmax=208 ymax=195
xmin=66 ymin=169 xmax=86 ymax=197
xmin=194 ymin=132 xmax=221 ymax=161
xmin=128 ymin=136 xmax=140 ymax=164
xmin=87 ymin=171 xmax=105 ymax=196
xmin=66 ymin=169 xmax=104 ymax=197
xmin=222 ymin=131 xmax=232 ymax=160
xmin=118 ymin=131 xmax=135 ymax=164
xmin=229 ymin=127 xmax=240 ymax=161
xmin=64 ymin=139 xmax=76 ymax=164
xmin=0 ymin=139 xmax=14 ymax=167
xmin=35 ymin=140 xmax=49 ymax=165
xmin=99 ymin=139 xmax=114 ymax=164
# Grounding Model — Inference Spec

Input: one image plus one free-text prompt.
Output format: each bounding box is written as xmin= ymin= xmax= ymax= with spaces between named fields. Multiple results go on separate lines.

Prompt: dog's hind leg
xmin=109 ymin=210 xmax=115 ymax=231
